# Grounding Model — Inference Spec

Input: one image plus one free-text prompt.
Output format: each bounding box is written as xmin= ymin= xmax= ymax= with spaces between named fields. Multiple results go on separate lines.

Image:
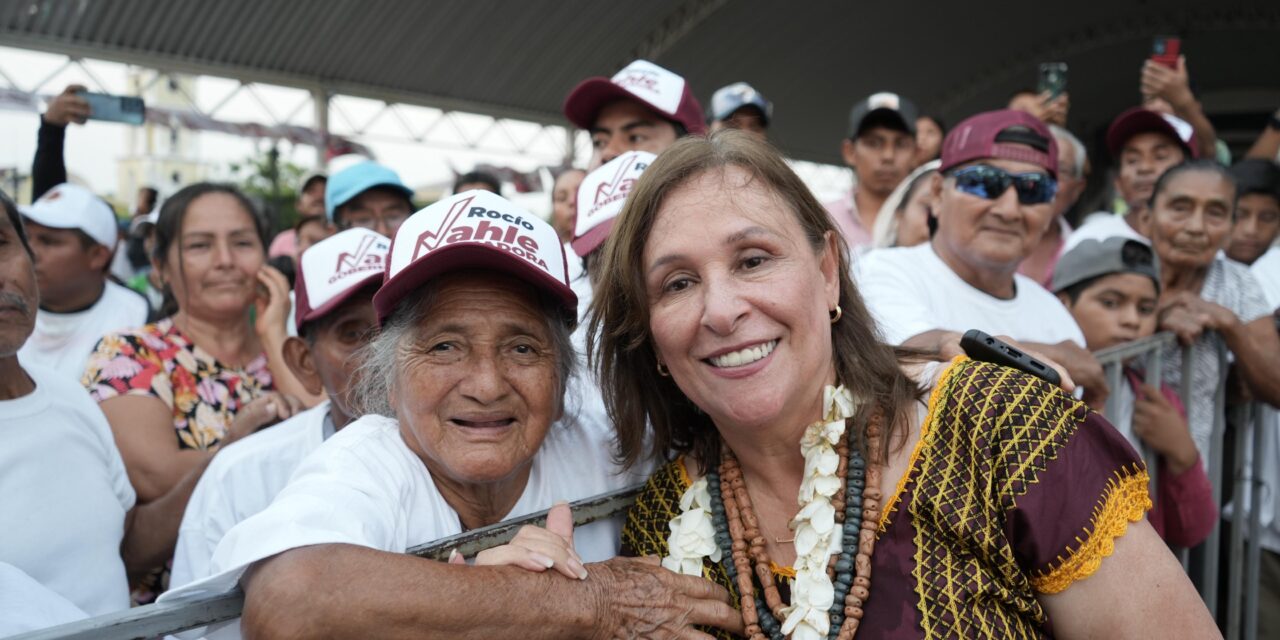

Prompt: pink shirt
xmin=823 ymin=190 xmax=873 ymax=251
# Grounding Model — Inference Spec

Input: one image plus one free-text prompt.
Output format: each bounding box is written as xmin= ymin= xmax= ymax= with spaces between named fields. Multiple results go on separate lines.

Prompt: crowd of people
xmin=2 ymin=49 xmax=1280 ymax=639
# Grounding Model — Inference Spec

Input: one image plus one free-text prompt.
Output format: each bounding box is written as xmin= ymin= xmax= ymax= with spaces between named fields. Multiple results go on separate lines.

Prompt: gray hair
xmin=1049 ymin=125 xmax=1087 ymax=179
xmin=350 ymin=281 xmax=576 ymax=419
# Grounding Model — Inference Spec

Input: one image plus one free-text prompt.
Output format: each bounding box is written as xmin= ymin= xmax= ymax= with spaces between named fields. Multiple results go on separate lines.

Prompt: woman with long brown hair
xmin=591 ymin=131 xmax=1216 ymax=639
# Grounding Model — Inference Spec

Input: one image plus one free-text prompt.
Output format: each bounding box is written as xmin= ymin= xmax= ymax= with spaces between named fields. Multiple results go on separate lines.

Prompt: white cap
xmin=294 ymin=227 xmax=390 ymax=333
xmin=571 ymin=150 xmax=655 ymax=257
xmin=19 ymin=183 xmax=117 ymax=249
xmin=374 ymin=190 xmax=576 ymax=324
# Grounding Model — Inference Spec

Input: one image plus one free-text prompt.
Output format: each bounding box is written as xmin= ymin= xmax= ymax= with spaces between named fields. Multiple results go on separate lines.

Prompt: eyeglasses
xmin=949 ymin=165 xmax=1058 ymax=205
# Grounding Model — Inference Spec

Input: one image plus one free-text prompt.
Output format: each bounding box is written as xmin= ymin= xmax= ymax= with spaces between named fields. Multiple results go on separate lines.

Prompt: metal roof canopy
xmin=2 ymin=0 xmax=1279 ymax=165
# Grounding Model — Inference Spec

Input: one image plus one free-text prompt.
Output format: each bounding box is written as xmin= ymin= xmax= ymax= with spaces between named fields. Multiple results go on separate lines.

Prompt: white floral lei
xmin=663 ymin=385 xmax=857 ymax=640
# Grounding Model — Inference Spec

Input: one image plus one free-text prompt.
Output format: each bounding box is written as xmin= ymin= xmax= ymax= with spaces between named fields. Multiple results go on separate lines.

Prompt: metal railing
xmin=11 ymin=333 xmax=1275 ymax=639
xmin=1094 ymin=331 xmax=1273 ymax=639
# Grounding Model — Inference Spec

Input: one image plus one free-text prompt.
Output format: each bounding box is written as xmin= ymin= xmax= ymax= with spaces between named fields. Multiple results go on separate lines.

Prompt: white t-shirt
xmin=18 ymin=280 xmax=148 ymax=381
xmin=0 ymin=562 xmax=88 ymax=636
xmin=1234 ymin=248 xmax=1280 ymax=552
xmin=160 ymin=411 xmax=651 ymax=637
xmin=169 ymin=403 xmax=333 ymax=590
xmin=1252 ymin=246 xmax=1280 ymax=311
xmin=1061 ymin=212 xmax=1148 ymax=254
xmin=855 ymin=243 xmax=1085 ymax=347
xmin=0 ymin=363 xmax=136 ymax=617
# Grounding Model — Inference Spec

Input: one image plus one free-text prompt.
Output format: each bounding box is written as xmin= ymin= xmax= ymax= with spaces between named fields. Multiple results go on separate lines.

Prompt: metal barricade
xmin=13 ymin=334 xmax=1274 ymax=639
xmin=8 ymin=486 xmax=642 ymax=640
xmin=1095 ymin=332 xmax=1274 ymax=640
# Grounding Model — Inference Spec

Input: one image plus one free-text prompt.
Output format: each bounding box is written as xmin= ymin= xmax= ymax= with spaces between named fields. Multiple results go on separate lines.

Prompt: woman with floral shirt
xmin=83 ymin=183 xmax=304 ymax=603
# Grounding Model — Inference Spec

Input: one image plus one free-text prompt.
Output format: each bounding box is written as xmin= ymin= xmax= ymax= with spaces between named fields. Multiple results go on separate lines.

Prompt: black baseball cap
xmin=847 ymin=92 xmax=919 ymax=139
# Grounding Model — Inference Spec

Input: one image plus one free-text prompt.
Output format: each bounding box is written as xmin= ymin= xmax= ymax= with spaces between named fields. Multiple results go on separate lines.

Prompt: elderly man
xmin=0 ymin=192 xmax=197 ymax=631
xmin=563 ymin=59 xmax=705 ymax=169
xmin=169 ymin=227 xmax=389 ymax=589
xmin=1018 ymin=124 xmax=1089 ymax=287
xmin=857 ymin=109 xmax=1108 ymax=405
xmin=708 ymin=82 xmax=772 ymax=140
xmin=1065 ymin=107 xmax=1197 ymax=252
xmin=326 ymin=160 xmax=415 ymax=238
xmin=17 ymin=183 xmax=148 ymax=379
xmin=159 ymin=191 xmax=741 ymax=639
xmin=826 ymin=92 xmax=920 ymax=251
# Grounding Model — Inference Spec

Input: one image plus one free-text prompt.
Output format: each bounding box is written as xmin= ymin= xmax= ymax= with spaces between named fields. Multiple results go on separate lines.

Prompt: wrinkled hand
xmin=1131 ymin=383 xmax=1199 ymax=474
xmin=469 ymin=502 xmax=589 ymax=580
xmin=1159 ymin=291 xmax=1239 ymax=345
xmin=43 ymin=84 xmax=90 ymax=127
xmin=253 ymin=265 xmax=293 ymax=344
xmin=1141 ymin=56 xmax=1195 ymax=110
xmin=584 ymin=556 xmax=743 ymax=640
xmin=223 ymin=391 xmax=301 ymax=445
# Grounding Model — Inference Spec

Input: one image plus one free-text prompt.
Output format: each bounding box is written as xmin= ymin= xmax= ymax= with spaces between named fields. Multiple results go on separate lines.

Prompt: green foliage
xmin=227 ymin=148 xmax=309 ymax=232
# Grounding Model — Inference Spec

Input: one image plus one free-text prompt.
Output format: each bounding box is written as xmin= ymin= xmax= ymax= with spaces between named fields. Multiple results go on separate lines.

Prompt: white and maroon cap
xmin=19 ymin=183 xmax=118 ymax=249
xmin=572 ymin=150 xmax=655 ymax=258
xmin=294 ymin=227 xmax=390 ymax=333
xmin=563 ymin=59 xmax=706 ymax=135
xmin=374 ymin=190 xmax=577 ymax=325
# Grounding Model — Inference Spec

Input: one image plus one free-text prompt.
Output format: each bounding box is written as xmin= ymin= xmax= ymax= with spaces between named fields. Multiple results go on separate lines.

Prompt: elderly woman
xmin=592 ymin=131 xmax=1217 ymax=639
xmin=160 ymin=190 xmax=744 ymax=639
xmin=1147 ymin=160 xmax=1280 ymax=462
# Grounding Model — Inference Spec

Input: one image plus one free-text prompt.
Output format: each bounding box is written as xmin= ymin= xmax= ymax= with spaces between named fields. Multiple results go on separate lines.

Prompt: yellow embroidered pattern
xmin=901 ymin=359 xmax=1151 ymax=639
xmin=1031 ymin=465 xmax=1152 ymax=594
xmin=878 ymin=356 xmax=966 ymax=534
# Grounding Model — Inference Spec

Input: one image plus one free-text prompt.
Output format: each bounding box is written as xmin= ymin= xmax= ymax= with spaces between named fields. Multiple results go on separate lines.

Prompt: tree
xmin=227 ymin=146 xmax=310 ymax=233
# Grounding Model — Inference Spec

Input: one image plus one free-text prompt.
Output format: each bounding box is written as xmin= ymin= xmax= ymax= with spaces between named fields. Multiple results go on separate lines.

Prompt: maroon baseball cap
xmin=374 ymin=190 xmax=577 ymax=326
xmin=939 ymin=109 xmax=1059 ymax=178
xmin=1105 ymin=107 xmax=1198 ymax=160
xmin=294 ymin=228 xmax=390 ymax=334
xmin=563 ymin=59 xmax=706 ymax=135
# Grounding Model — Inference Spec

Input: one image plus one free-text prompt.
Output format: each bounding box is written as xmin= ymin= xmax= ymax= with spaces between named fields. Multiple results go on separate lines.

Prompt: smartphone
xmin=959 ymin=329 xmax=1062 ymax=386
xmin=78 ymin=91 xmax=146 ymax=125
xmin=1037 ymin=63 xmax=1068 ymax=99
xmin=1151 ymin=35 xmax=1181 ymax=69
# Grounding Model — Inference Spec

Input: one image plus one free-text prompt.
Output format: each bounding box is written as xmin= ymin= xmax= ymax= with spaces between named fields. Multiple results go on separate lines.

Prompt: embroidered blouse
xmin=622 ymin=358 xmax=1151 ymax=639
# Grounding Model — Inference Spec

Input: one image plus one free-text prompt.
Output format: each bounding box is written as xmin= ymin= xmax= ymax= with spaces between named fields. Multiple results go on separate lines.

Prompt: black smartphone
xmin=1037 ymin=62 xmax=1068 ymax=99
xmin=959 ymin=329 xmax=1062 ymax=386
xmin=77 ymin=91 xmax=146 ymax=125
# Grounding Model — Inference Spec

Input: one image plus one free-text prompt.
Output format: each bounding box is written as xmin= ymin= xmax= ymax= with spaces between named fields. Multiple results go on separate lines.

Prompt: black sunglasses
xmin=949 ymin=164 xmax=1058 ymax=205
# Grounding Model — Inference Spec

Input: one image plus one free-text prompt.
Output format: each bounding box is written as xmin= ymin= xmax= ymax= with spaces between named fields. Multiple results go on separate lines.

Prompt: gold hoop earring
xmin=657 ymin=361 xmax=670 ymax=377
xmin=829 ymin=305 xmax=842 ymax=324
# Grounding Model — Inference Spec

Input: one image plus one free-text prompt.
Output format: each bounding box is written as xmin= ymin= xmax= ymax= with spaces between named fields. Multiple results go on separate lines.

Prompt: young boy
xmin=169 ymin=228 xmax=388 ymax=588
xmin=1053 ymin=237 xmax=1216 ymax=547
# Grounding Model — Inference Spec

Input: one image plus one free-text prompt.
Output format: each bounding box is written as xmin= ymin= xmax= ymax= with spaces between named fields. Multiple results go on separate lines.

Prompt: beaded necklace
xmin=705 ymin=406 xmax=884 ymax=640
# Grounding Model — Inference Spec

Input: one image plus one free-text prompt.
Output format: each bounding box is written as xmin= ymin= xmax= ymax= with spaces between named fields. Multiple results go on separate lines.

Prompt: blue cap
xmin=325 ymin=161 xmax=413 ymax=222
xmin=710 ymin=82 xmax=772 ymax=125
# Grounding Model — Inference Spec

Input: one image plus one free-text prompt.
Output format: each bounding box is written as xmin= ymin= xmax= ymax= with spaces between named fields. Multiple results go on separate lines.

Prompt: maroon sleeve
xmin=1003 ymin=411 xmax=1152 ymax=594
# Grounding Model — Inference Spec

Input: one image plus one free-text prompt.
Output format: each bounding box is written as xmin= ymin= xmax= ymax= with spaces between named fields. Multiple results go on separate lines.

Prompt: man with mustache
xmin=857 ymin=110 xmax=1110 ymax=406
xmin=0 ymin=192 xmax=197 ymax=634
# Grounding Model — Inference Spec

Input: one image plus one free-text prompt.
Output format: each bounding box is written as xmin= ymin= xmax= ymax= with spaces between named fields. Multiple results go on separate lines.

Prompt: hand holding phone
xmin=1037 ymin=63 xmax=1068 ymax=100
xmin=959 ymin=329 xmax=1062 ymax=386
xmin=75 ymin=90 xmax=146 ymax=125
